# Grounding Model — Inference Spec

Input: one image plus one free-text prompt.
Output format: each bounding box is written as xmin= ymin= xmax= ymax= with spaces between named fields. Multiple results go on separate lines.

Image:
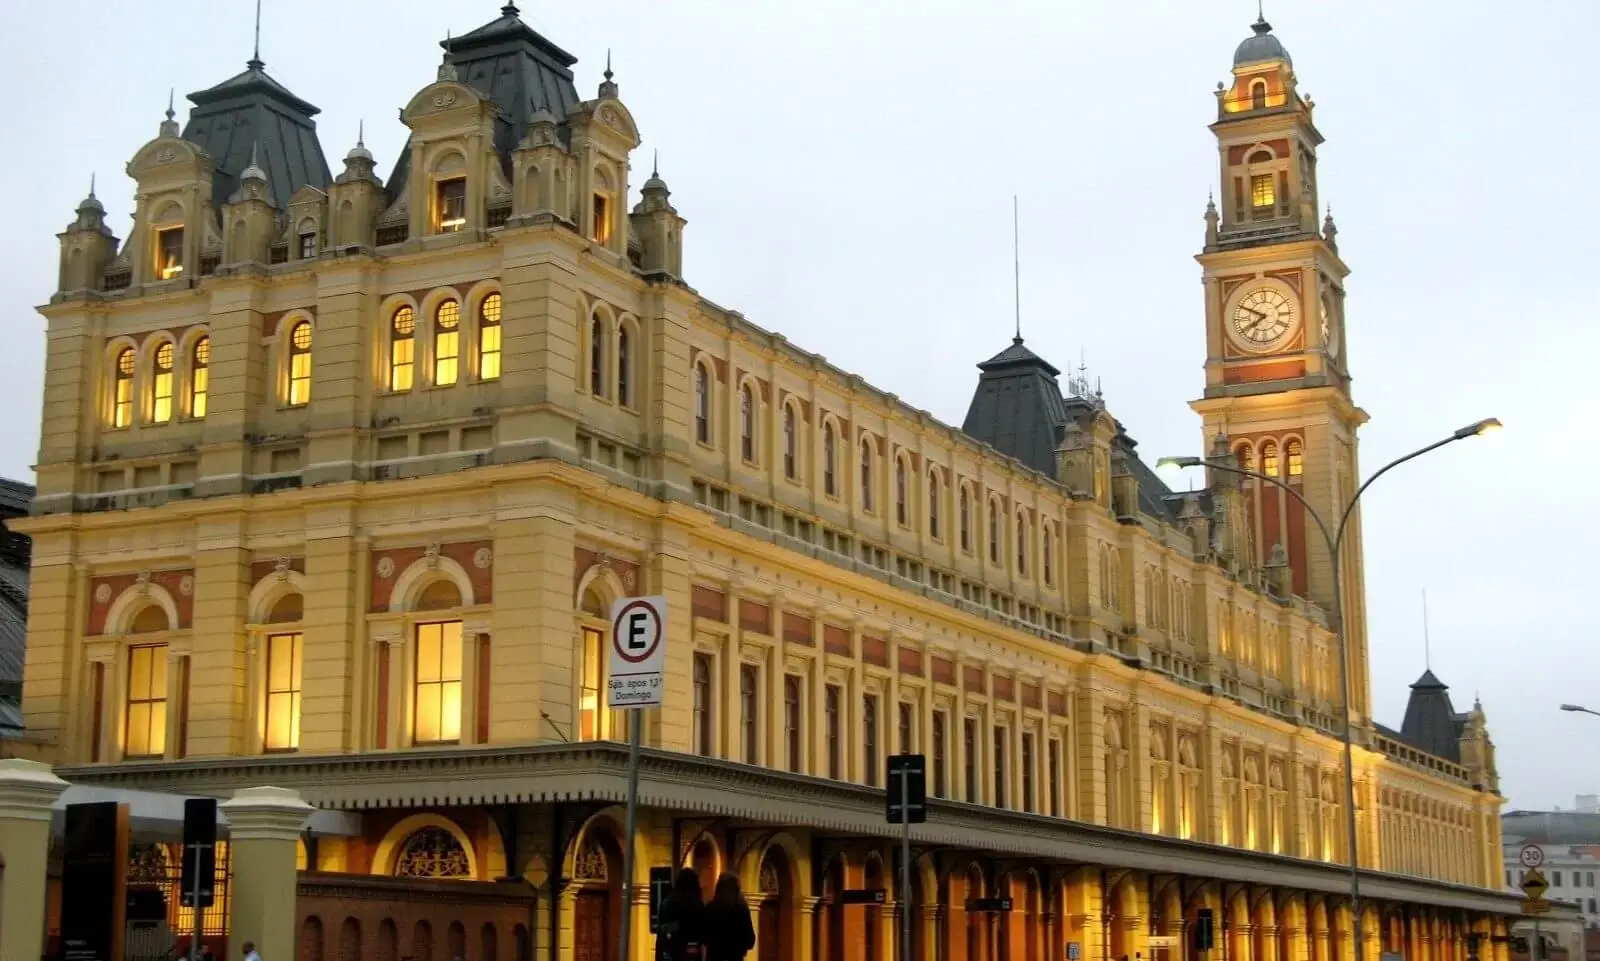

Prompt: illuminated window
xmin=988 ymin=500 xmax=1000 ymax=564
xmin=389 ymin=306 xmax=416 ymax=391
xmin=694 ymin=364 xmax=711 ymax=443
xmin=860 ymin=438 xmax=874 ymax=511
xmin=692 ymin=653 xmax=713 ymax=755
xmin=125 ymin=643 xmax=168 ymax=759
xmin=863 ymin=694 xmax=879 ymax=786
xmin=156 ymin=227 xmax=184 ymax=279
xmin=1262 ymin=440 xmax=1280 ymax=476
xmin=579 ymin=626 xmax=605 ymax=740
xmin=592 ymin=193 xmax=612 ymax=245
xmin=287 ymin=321 xmax=312 ymax=405
xmin=928 ymin=470 xmax=941 ymax=539
xmin=112 ymin=348 xmax=135 ymax=427
xmin=617 ymin=326 xmax=632 ymax=406
xmin=1250 ymin=80 xmax=1267 ymax=110
xmin=478 ymin=293 xmax=501 ymax=381
xmin=413 ymin=621 xmax=463 ymax=744
xmin=395 ymin=827 xmax=471 ymax=879
xmin=589 ymin=317 xmax=606 ymax=397
xmin=263 ymin=632 xmax=303 ymax=751
xmin=299 ymin=232 xmax=317 ymax=259
xmin=1287 ymin=438 xmax=1304 ymax=477
xmin=435 ymin=178 xmax=467 ymax=232
xmin=895 ymin=457 xmax=908 ymax=526
xmin=1250 ymin=174 xmax=1276 ymax=216
xmin=959 ymin=487 xmax=971 ymax=552
xmin=822 ymin=423 xmax=836 ymax=495
xmin=784 ymin=675 xmax=803 ymax=773
xmin=190 ymin=337 xmax=210 ymax=418
xmin=740 ymin=663 xmax=759 ymax=764
xmin=825 ymin=684 xmax=842 ymax=778
xmin=150 ymin=342 xmax=175 ymax=423
xmin=782 ymin=405 xmax=797 ymax=480
xmin=434 ymin=300 xmax=461 ymax=386
xmin=739 ymin=384 xmax=755 ymax=463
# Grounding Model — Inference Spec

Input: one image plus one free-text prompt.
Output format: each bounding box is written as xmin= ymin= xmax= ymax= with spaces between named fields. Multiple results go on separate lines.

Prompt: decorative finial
xmin=502 ymin=2 xmax=520 ymax=16
xmin=438 ymin=30 xmax=459 ymax=82
xmin=249 ymin=0 xmax=264 ymax=69
xmin=159 ymin=88 xmax=180 ymax=137
xmin=652 ymin=149 xmax=659 ymax=179
xmin=89 ymin=172 xmax=96 ymax=199
xmin=357 ymin=119 xmax=365 ymax=148
xmin=605 ymin=49 xmax=614 ymax=82
xmin=166 ymin=88 xmax=175 ymax=121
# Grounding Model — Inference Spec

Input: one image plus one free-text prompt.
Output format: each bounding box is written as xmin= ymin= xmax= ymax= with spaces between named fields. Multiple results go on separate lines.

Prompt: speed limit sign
xmin=1519 ymin=844 xmax=1545 ymax=869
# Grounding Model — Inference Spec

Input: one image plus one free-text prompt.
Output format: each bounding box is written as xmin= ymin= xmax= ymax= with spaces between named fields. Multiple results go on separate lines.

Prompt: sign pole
xmin=618 ymin=713 xmax=643 ymax=961
xmin=608 ymin=595 xmax=667 ymax=961
xmin=899 ymin=767 xmax=912 ymax=961
xmin=189 ymin=845 xmax=204 ymax=961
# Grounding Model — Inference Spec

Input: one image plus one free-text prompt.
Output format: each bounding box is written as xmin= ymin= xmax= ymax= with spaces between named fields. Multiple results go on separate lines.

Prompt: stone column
xmin=223 ymin=786 xmax=314 ymax=961
xmin=0 ymin=760 xmax=70 ymax=961
xmin=799 ymin=895 xmax=821 ymax=961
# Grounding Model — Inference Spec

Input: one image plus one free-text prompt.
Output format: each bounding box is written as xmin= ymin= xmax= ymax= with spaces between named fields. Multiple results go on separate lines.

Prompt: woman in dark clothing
xmin=657 ymin=868 xmax=709 ymax=961
xmin=704 ymin=873 xmax=756 ymax=961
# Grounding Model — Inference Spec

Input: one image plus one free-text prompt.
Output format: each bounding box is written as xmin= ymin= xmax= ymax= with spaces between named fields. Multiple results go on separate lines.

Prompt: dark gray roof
xmin=182 ymin=57 xmax=331 ymax=211
xmin=1501 ymin=811 xmax=1600 ymax=846
xmin=1396 ymin=669 xmax=1465 ymax=762
xmin=386 ymin=5 xmax=583 ymax=202
xmin=1235 ymin=17 xmax=1292 ymax=66
xmin=0 ymin=478 xmax=30 ymax=689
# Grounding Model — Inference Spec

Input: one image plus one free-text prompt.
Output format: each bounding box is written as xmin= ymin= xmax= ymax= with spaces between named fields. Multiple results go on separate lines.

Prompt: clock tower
xmin=1190 ymin=14 xmax=1372 ymax=721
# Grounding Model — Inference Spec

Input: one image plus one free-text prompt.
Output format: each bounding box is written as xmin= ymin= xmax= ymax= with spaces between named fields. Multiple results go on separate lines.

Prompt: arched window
xmin=434 ymin=299 xmax=461 ymax=386
xmin=895 ymin=457 xmax=908 ymax=526
xmin=860 ymin=437 xmax=874 ymax=512
xmin=988 ymin=499 xmax=1000 ymax=564
xmin=959 ymin=486 xmax=971 ymax=552
xmin=1261 ymin=440 xmax=1280 ymax=476
xmin=478 ymin=293 xmax=501 ymax=381
xmin=390 ymin=306 xmax=416 ymax=391
xmin=112 ymin=348 xmax=135 ymax=427
xmin=1235 ymin=443 xmax=1255 ymax=472
xmin=694 ymin=364 xmax=711 ymax=444
xmin=589 ymin=316 xmax=606 ymax=397
xmin=782 ymin=404 xmax=797 ymax=480
xmin=928 ymin=470 xmax=941 ymax=540
xmin=287 ymin=321 xmax=313 ymax=405
xmin=822 ymin=422 xmax=837 ymax=496
xmin=190 ymin=337 xmax=210 ymax=418
xmin=739 ymin=384 xmax=755 ymax=463
xmin=617 ymin=326 xmax=632 ymax=406
xmin=1043 ymin=523 xmax=1054 ymax=586
xmin=394 ymin=827 xmax=472 ymax=879
xmin=151 ymin=342 xmax=175 ymax=423
xmin=1250 ymin=79 xmax=1267 ymax=111
xmin=1016 ymin=514 xmax=1028 ymax=575
xmin=1286 ymin=438 xmax=1304 ymax=477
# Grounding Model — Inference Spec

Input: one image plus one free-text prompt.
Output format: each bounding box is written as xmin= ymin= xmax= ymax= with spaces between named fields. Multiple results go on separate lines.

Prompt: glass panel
xmin=480 ymin=324 xmax=501 ymax=380
xmin=415 ymin=684 xmax=442 ymax=743
xmin=440 ymin=621 xmax=463 ymax=680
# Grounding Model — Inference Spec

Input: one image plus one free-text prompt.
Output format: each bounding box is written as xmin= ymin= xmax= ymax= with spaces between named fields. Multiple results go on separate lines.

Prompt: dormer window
xmin=435 ymin=178 xmax=467 ymax=233
xmin=592 ymin=193 xmax=612 ymax=246
xmin=299 ymin=232 xmax=317 ymax=259
xmin=156 ymin=226 xmax=184 ymax=279
xmin=1250 ymin=79 xmax=1268 ymax=111
xmin=1250 ymin=174 xmax=1276 ymax=219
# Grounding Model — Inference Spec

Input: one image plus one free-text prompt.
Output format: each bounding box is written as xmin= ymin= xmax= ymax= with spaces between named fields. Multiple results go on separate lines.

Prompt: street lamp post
xmin=1559 ymin=704 xmax=1600 ymax=718
xmin=1158 ymin=417 xmax=1500 ymax=961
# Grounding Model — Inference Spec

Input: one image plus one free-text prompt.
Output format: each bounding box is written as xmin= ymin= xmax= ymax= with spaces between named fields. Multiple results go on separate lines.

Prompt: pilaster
xmin=490 ymin=487 xmax=578 ymax=742
xmin=0 ymin=760 xmax=70 ymax=961
xmin=20 ymin=550 xmax=80 ymax=751
xmin=190 ymin=519 xmax=250 ymax=756
xmin=222 ymin=786 xmax=314 ymax=961
xmin=301 ymin=507 xmax=359 ymax=752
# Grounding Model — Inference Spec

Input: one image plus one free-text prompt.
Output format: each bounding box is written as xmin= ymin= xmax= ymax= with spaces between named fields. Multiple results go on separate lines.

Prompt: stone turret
xmin=328 ymin=127 xmax=384 ymax=250
xmin=630 ymin=156 xmax=685 ymax=279
xmin=56 ymin=179 xmax=119 ymax=294
xmin=222 ymin=143 xmax=276 ymax=265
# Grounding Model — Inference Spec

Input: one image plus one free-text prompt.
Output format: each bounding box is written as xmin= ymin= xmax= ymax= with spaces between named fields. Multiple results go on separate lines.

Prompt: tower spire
xmin=159 ymin=88 xmax=179 ymax=137
xmin=249 ymin=0 xmax=264 ymax=69
xmin=1012 ymin=195 xmax=1022 ymax=343
xmin=89 ymin=172 xmax=96 ymax=199
xmin=652 ymin=149 xmax=659 ymax=179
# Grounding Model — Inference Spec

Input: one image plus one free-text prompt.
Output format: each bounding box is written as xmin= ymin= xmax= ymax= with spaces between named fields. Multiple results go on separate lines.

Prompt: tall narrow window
xmin=932 ymin=711 xmax=948 ymax=798
xmin=434 ymin=299 xmax=461 ymax=386
xmin=264 ymin=632 xmax=304 ymax=752
xmin=435 ymin=178 xmax=467 ymax=232
xmin=124 ymin=644 xmax=168 ymax=758
xmin=895 ymin=457 xmax=908 ymax=526
xmin=478 ymin=293 xmax=502 ymax=381
xmin=112 ymin=348 xmax=135 ymax=427
xmin=860 ymin=438 xmax=874 ymax=511
xmin=782 ymin=405 xmax=797 ymax=480
xmin=190 ymin=337 xmax=210 ymax=418
xmin=579 ymin=626 xmax=604 ymax=740
xmin=898 ymin=701 xmax=914 ymax=753
xmin=1250 ymin=174 xmax=1276 ymax=217
xmin=617 ymin=327 xmax=632 ymax=406
xmin=1016 ymin=515 xmax=1028 ymax=575
xmin=963 ymin=717 xmax=978 ymax=802
xmin=1261 ymin=440 xmax=1280 ymax=476
xmin=928 ymin=470 xmax=941 ymax=539
xmin=156 ymin=226 xmax=184 ymax=279
xmin=694 ymin=364 xmax=711 ymax=444
xmin=1021 ymin=732 xmax=1036 ymax=814
xmin=1236 ymin=444 xmax=1255 ymax=471
xmin=1048 ymin=737 xmax=1062 ymax=817
xmin=413 ymin=621 xmax=463 ymax=744
xmin=299 ymin=231 xmax=317 ymax=259
xmin=825 ymin=684 xmax=842 ymax=779
xmin=959 ymin=487 xmax=971 ymax=552
xmin=1287 ymin=438 xmax=1304 ymax=477
xmin=590 ymin=317 xmax=606 ymax=397
xmin=592 ymin=192 xmax=612 ymax=245
xmin=993 ymin=726 xmax=1009 ymax=808
xmin=390 ymin=306 xmax=416 ymax=391
xmin=988 ymin=500 xmax=1000 ymax=564
xmin=151 ymin=342 xmax=175 ymax=423
xmin=1250 ymin=79 xmax=1267 ymax=110
xmin=739 ymin=384 xmax=755 ymax=463
xmin=740 ymin=663 xmax=760 ymax=764
xmin=287 ymin=321 xmax=312 ymax=405
xmin=823 ymin=423 xmax=837 ymax=496
xmin=863 ymin=694 xmax=880 ymax=786
xmin=1043 ymin=524 xmax=1054 ymax=586
xmin=784 ymin=675 xmax=803 ymax=773
xmin=692 ymin=653 xmax=713 ymax=756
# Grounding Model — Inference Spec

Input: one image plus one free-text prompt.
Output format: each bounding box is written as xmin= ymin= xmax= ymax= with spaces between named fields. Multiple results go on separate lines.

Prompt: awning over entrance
xmin=49 ymin=784 xmax=361 ymax=842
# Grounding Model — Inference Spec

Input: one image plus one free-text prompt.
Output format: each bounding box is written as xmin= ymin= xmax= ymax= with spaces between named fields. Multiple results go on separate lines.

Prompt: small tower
xmin=1110 ymin=444 xmax=1139 ymax=520
xmin=56 ymin=179 xmax=119 ymax=294
xmin=222 ymin=144 xmax=276 ymax=266
xmin=568 ymin=54 xmax=642 ymax=258
xmin=629 ymin=155 xmax=685 ymax=279
xmin=328 ymin=127 xmax=385 ymax=250
xmin=512 ymin=109 xmax=571 ymax=223
xmin=124 ymin=94 xmax=219 ymax=286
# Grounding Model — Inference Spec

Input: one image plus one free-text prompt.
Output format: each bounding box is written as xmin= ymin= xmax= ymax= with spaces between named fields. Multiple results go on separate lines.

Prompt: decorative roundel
xmin=94 ymin=583 xmax=112 ymax=604
xmin=376 ymin=556 xmax=396 ymax=580
xmin=473 ymin=547 xmax=493 ymax=570
xmin=178 ymin=575 xmax=195 ymax=597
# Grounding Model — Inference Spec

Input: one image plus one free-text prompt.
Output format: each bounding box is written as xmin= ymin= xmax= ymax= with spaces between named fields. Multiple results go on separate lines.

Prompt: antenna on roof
xmin=1012 ymin=195 xmax=1022 ymax=343
xmin=250 ymin=0 xmax=264 ymax=68
xmin=1422 ymin=587 xmax=1432 ymax=671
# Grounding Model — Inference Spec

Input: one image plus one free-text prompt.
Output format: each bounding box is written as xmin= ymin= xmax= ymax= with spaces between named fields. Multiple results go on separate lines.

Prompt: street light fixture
xmin=1559 ymin=704 xmax=1600 ymax=718
xmin=1156 ymin=417 xmax=1501 ymax=961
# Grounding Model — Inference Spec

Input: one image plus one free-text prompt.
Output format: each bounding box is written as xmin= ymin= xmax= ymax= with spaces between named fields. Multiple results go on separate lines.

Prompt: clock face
xmin=1229 ymin=286 xmax=1297 ymax=350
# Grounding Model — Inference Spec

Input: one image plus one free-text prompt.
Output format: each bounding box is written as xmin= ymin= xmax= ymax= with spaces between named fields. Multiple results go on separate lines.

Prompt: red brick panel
xmin=369 ymin=540 xmax=493 ymax=612
xmin=1021 ymin=683 xmax=1041 ymax=711
xmin=87 ymin=569 xmax=195 ymax=634
xmin=962 ymin=665 xmax=984 ymax=691
xmin=931 ymin=657 xmax=955 ymax=687
xmin=861 ymin=636 xmax=888 ymax=668
xmin=993 ymin=675 xmax=1014 ymax=702
xmin=738 ymin=599 xmax=772 ymax=635
xmin=823 ymin=624 xmax=852 ymax=657
xmin=897 ymin=646 xmax=923 ymax=677
xmin=781 ymin=611 xmax=813 ymax=646
xmin=691 ymin=586 xmax=727 ymax=622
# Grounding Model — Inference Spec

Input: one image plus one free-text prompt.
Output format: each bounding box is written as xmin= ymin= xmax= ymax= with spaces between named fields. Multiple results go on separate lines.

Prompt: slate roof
xmin=1394 ymin=669 xmax=1466 ymax=762
xmin=0 ymin=478 xmax=33 ymax=696
xmin=182 ymin=56 xmax=331 ymax=211
xmin=385 ymin=5 xmax=584 ymax=203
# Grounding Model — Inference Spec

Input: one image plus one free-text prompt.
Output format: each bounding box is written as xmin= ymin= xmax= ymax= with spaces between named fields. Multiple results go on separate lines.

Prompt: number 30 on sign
xmin=608 ymin=596 xmax=668 ymax=709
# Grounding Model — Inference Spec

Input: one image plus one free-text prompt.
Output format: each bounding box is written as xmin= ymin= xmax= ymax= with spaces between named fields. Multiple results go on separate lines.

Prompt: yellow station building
xmin=18 ymin=5 xmax=1523 ymax=961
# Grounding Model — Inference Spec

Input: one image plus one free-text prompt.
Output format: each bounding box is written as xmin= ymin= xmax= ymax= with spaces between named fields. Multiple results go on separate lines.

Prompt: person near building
xmin=704 ymin=873 xmax=756 ymax=961
xmin=656 ymin=869 xmax=708 ymax=961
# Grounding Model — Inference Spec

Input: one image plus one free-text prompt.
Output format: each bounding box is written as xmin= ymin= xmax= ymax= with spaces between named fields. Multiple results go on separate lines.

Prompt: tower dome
xmin=1234 ymin=16 xmax=1291 ymax=67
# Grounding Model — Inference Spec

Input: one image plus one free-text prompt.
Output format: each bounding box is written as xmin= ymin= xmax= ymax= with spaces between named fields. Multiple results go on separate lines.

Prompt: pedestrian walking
xmin=704 ymin=873 xmax=756 ymax=961
xmin=656 ymin=869 xmax=709 ymax=960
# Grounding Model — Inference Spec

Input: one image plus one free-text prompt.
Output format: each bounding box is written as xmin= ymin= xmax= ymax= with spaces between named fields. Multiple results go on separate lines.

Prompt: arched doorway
xmin=822 ymin=855 xmax=846 ymax=961
xmin=756 ymin=843 xmax=794 ymax=961
xmin=569 ymin=824 xmax=624 ymax=961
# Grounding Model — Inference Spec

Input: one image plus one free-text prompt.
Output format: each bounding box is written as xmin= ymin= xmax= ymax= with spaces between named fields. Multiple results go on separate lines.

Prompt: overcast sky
xmin=2 ymin=0 xmax=1595 ymax=810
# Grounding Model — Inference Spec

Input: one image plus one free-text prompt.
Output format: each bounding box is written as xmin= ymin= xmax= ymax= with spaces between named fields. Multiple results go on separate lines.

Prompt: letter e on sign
xmin=608 ymin=595 xmax=667 ymax=709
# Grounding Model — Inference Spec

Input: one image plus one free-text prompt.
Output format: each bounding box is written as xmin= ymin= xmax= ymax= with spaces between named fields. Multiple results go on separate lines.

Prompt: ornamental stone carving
xmin=473 ymin=547 xmax=492 ymax=570
xmin=376 ymin=556 xmax=396 ymax=579
xmin=274 ymin=556 xmax=293 ymax=581
xmin=94 ymin=583 xmax=112 ymax=604
xmin=134 ymin=570 xmax=153 ymax=595
xmin=178 ymin=575 xmax=195 ymax=597
xmin=424 ymin=542 xmax=442 ymax=570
